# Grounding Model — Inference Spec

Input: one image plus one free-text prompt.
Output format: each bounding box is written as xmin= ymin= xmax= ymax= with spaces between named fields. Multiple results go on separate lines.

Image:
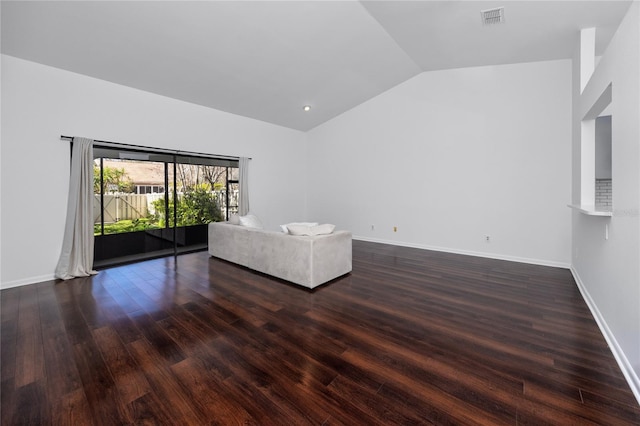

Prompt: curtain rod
xmin=60 ymin=135 xmax=250 ymax=161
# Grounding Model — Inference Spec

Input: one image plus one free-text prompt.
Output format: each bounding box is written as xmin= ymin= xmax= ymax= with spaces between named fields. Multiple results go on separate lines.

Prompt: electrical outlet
xmin=393 ymin=226 xmax=397 ymax=232
xmin=485 ymin=235 xmax=491 ymax=243
xmin=371 ymin=224 xmax=375 ymax=231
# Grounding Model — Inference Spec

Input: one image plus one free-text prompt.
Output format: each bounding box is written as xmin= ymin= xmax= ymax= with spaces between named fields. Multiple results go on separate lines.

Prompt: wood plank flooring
xmin=2 ymin=240 xmax=639 ymax=425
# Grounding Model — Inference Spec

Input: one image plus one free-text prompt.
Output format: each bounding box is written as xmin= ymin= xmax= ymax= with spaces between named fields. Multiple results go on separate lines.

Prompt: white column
xmin=580 ymin=27 xmax=596 ymax=93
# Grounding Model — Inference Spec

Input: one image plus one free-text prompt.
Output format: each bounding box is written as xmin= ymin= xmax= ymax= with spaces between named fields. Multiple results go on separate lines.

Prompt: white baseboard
xmin=570 ymin=267 xmax=640 ymax=405
xmin=0 ymin=273 xmax=56 ymax=290
xmin=352 ymin=236 xmax=570 ymax=269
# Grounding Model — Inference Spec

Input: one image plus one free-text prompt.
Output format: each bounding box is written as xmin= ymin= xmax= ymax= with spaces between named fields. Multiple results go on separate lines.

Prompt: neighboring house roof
xmin=100 ymin=159 xmax=232 ymax=188
xmin=102 ymin=159 xmax=165 ymax=186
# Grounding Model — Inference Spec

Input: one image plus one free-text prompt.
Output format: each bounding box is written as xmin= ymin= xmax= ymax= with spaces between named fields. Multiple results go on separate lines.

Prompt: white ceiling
xmin=1 ymin=1 xmax=632 ymax=131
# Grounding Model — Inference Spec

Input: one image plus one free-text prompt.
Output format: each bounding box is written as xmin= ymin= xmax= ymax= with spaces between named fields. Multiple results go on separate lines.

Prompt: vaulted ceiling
xmin=1 ymin=1 xmax=632 ymax=131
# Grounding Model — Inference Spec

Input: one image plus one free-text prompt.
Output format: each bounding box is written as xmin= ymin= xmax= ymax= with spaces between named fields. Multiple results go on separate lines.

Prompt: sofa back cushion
xmin=287 ymin=223 xmax=335 ymax=236
xmin=238 ymin=214 xmax=263 ymax=229
xmin=280 ymin=222 xmax=318 ymax=233
xmin=229 ymin=213 xmax=241 ymax=225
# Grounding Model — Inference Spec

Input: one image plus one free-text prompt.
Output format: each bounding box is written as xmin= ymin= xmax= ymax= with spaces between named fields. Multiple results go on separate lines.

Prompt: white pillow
xmin=229 ymin=214 xmax=240 ymax=225
xmin=287 ymin=223 xmax=335 ymax=236
xmin=280 ymin=222 xmax=319 ymax=233
xmin=238 ymin=214 xmax=263 ymax=229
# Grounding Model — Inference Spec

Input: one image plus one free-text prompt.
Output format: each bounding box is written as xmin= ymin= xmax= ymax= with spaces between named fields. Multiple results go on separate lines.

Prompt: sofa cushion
xmin=239 ymin=214 xmax=263 ymax=229
xmin=287 ymin=223 xmax=335 ymax=236
xmin=229 ymin=213 xmax=240 ymax=225
xmin=280 ymin=222 xmax=318 ymax=233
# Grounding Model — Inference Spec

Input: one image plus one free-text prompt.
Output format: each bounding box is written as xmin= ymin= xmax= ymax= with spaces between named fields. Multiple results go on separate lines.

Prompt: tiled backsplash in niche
xmin=595 ymin=179 xmax=612 ymax=208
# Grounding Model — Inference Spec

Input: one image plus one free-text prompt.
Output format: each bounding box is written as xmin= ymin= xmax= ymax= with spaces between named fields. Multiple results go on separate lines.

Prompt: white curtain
xmin=55 ymin=137 xmax=98 ymax=280
xmin=238 ymin=157 xmax=250 ymax=216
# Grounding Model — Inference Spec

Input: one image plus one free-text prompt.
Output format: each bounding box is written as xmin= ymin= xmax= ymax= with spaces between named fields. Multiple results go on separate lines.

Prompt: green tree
xmin=94 ymin=165 xmax=135 ymax=193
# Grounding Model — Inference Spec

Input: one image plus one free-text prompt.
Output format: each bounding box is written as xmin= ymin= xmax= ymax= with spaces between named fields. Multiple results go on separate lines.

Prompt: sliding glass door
xmin=93 ymin=147 xmax=238 ymax=267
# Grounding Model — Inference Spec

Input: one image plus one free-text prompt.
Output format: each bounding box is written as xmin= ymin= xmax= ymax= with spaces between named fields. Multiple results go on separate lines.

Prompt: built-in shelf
xmin=568 ymin=204 xmax=613 ymax=216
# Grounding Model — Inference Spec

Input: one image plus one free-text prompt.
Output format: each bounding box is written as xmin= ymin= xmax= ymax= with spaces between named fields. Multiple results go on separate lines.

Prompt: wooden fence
xmin=94 ymin=190 xmax=237 ymax=224
xmin=94 ymin=194 xmax=150 ymax=224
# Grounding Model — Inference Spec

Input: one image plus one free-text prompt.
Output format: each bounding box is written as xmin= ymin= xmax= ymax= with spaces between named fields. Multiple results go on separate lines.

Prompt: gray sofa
xmin=208 ymin=222 xmax=352 ymax=288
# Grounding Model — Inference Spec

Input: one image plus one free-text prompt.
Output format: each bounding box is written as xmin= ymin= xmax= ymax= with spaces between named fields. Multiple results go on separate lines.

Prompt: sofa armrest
xmin=310 ymin=231 xmax=352 ymax=287
xmin=208 ymin=222 xmax=250 ymax=267
xmin=248 ymin=230 xmax=352 ymax=288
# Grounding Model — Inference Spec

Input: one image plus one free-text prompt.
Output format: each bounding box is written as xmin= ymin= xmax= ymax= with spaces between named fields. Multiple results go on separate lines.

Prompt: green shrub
xmin=94 ymin=218 xmax=160 ymax=235
xmin=151 ymin=185 xmax=223 ymax=227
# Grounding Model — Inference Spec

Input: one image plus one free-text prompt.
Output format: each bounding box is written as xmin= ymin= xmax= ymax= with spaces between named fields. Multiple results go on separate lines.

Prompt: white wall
xmin=307 ymin=60 xmax=572 ymax=266
xmin=571 ymin=2 xmax=640 ymax=399
xmin=595 ymin=115 xmax=612 ymax=179
xmin=0 ymin=8 xmax=3 ymax=294
xmin=1 ymin=55 xmax=307 ymax=288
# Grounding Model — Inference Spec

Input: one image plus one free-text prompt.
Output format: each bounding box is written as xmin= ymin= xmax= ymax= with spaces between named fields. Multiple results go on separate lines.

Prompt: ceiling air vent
xmin=481 ymin=7 xmax=505 ymax=25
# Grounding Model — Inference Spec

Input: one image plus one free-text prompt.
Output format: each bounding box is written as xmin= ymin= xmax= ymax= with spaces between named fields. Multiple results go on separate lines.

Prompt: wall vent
xmin=481 ymin=7 xmax=505 ymax=25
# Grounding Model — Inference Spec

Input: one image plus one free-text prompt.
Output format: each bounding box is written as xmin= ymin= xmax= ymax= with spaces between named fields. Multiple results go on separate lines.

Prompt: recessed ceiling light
xmin=303 ymin=105 xmax=311 ymax=112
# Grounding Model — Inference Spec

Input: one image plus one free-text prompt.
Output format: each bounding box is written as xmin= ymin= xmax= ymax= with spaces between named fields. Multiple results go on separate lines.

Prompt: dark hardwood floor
xmin=2 ymin=240 xmax=640 ymax=425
